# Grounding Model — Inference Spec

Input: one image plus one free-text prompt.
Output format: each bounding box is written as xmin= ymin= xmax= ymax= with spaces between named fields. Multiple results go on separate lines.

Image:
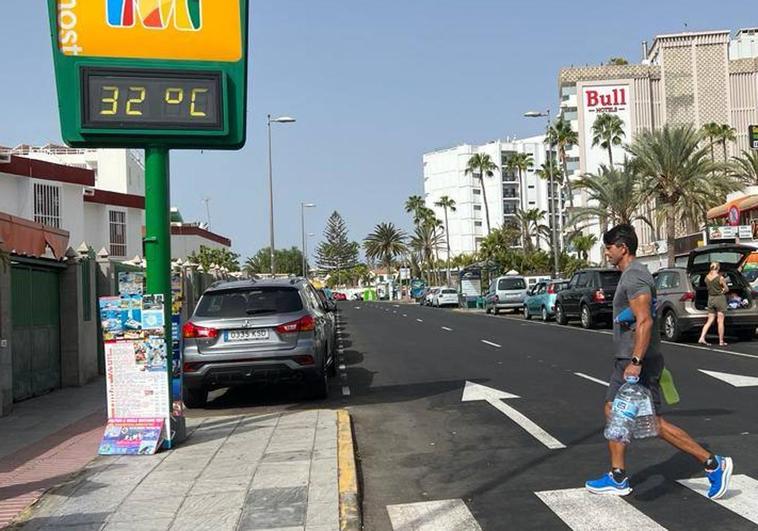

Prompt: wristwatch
xmin=631 ymin=356 xmax=643 ymax=366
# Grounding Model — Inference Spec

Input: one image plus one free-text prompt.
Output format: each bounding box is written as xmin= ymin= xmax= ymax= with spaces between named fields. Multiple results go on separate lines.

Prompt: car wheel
xmin=541 ymin=306 xmax=549 ymax=322
xmin=523 ymin=305 xmax=532 ymax=320
xmin=493 ymin=306 xmax=500 ymax=315
xmin=736 ymin=328 xmax=755 ymax=341
xmin=327 ymin=346 xmax=337 ymax=377
xmin=662 ymin=310 xmax=681 ymax=342
xmin=555 ymin=304 xmax=567 ymax=325
xmin=485 ymin=305 xmax=491 ymax=314
xmin=580 ymin=304 xmax=594 ymax=329
xmin=183 ymin=388 xmax=208 ymax=409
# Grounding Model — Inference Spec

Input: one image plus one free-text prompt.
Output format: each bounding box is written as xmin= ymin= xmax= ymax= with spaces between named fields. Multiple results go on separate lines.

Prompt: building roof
xmin=170 ymin=225 xmax=231 ymax=247
xmin=0 ymin=211 xmax=70 ymax=260
xmin=84 ymin=189 xmax=145 ymax=210
xmin=0 ymin=155 xmax=95 ymax=186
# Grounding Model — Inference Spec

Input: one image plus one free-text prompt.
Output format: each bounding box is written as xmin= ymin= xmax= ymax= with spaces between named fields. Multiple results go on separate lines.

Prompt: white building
xmin=423 ymin=135 xmax=561 ymax=257
xmin=7 ymin=145 xmax=146 ymax=260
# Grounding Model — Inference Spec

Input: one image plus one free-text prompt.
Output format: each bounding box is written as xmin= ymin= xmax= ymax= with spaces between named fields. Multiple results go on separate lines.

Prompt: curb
xmin=337 ymin=409 xmax=361 ymax=531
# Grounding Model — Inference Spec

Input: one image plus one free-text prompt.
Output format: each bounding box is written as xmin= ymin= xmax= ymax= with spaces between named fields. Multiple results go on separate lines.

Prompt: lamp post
xmin=305 ymin=232 xmax=316 ymax=278
xmin=301 ymin=202 xmax=316 ymax=277
xmin=267 ymin=114 xmax=296 ymax=276
xmin=525 ymin=109 xmax=560 ymax=278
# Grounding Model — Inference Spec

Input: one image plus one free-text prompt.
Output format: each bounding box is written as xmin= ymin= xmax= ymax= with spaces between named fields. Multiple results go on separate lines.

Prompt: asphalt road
xmin=343 ymin=301 xmax=758 ymax=531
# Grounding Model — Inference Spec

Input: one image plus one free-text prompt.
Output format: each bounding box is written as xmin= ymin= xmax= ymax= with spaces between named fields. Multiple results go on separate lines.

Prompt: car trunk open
xmin=690 ymin=271 xmax=755 ymax=312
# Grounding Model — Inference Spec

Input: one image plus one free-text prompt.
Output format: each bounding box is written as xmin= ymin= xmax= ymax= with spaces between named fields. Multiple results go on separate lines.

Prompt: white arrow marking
xmin=442 ymin=326 xmax=453 ymax=331
xmin=461 ymin=381 xmax=565 ymax=450
xmin=699 ymin=369 xmax=758 ymax=387
xmin=416 ymin=319 xmax=424 ymax=323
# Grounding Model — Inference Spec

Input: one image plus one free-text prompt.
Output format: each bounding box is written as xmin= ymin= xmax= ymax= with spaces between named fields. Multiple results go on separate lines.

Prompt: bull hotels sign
xmin=579 ymin=83 xmax=632 ymax=174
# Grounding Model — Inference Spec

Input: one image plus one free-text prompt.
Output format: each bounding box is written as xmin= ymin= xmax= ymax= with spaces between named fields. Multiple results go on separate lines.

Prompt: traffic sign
xmin=47 ymin=0 xmax=249 ymax=149
xmin=750 ymin=125 xmax=758 ymax=150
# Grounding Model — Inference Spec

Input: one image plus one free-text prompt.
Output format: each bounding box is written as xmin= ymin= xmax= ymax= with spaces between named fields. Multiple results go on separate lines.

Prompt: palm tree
xmin=572 ymin=159 xmax=652 ymax=229
xmin=608 ymin=57 xmax=629 ymax=65
xmin=434 ymin=195 xmax=456 ymax=285
xmin=410 ymin=222 xmax=444 ymax=286
xmin=716 ymin=124 xmax=737 ymax=163
xmin=546 ymin=115 xmax=578 ymax=208
xmin=571 ymin=233 xmax=598 ymax=262
xmin=364 ymin=223 xmax=408 ymax=295
xmin=504 ymin=153 xmax=534 ymax=210
xmin=702 ymin=122 xmax=721 ymax=168
xmin=734 ymin=150 xmax=758 ymax=184
xmin=535 ymin=157 xmax=564 ymax=254
xmin=627 ymin=124 xmax=740 ymax=267
xmin=464 ymin=153 xmax=499 ymax=235
xmin=404 ymin=195 xmax=426 ymax=224
xmin=513 ymin=208 xmax=549 ymax=252
xmin=591 ymin=113 xmax=626 ymax=167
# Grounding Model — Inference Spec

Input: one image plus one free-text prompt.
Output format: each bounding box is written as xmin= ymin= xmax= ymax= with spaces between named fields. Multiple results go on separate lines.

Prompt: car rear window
xmin=598 ymin=271 xmax=621 ymax=288
xmin=195 ymin=287 xmax=303 ymax=318
xmin=442 ymin=289 xmax=457 ymax=294
xmin=498 ymin=278 xmax=526 ymax=290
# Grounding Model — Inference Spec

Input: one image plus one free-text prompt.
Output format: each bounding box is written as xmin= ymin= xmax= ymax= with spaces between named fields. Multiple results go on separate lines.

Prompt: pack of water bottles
xmin=604 ymin=376 xmax=659 ymax=444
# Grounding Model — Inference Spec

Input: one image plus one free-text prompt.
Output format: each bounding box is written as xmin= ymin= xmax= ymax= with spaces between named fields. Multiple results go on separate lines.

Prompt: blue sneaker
xmin=706 ymin=456 xmax=733 ymax=499
xmin=585 ymin=472 xmax=632 ymax=496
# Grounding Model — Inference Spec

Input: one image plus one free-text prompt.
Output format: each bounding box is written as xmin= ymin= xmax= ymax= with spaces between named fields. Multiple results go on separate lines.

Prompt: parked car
xmin=182 ymin=278 xmax=337 ymax=408
xmin=332 ymin=292 xmax=347 ymax=301
xmin=432 ymin=287 xmax=459 ymax=308
xmin=315 ymin=288 xmax=338 ymax=358
xmin=655 ymin=244 xmax=758 ymax=342
xmin=555 ymin=268 xmax=621 ymax=328
xmin=484 ymin=275 xmax=528 ymax=314
xmin=424 ymin=287 xmax=440 ymax=306
xmin=523 ymin=279 xmax=569 ymax=321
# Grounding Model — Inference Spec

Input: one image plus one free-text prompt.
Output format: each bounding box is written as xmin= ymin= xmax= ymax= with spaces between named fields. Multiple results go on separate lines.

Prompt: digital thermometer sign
xmin=82 ymin=69 xmax=223 ymax=130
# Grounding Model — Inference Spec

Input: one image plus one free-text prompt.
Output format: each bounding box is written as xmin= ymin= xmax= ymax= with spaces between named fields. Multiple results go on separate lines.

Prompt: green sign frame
xmin=750 ymin=125 xmax=758 ymax=150
xmin=46 ymin=0 xmax=249 ymax=150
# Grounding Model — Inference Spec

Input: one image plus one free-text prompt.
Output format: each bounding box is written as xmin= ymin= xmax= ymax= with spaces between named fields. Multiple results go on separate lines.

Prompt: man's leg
xmin=605 ymin=401 xmax=627 ymax=469
xmin=658 ymin=416 xmax=710 ymax=462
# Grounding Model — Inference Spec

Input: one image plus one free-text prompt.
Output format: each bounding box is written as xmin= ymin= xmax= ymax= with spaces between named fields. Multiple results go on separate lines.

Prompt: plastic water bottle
xmin=604 ymin=376 xmax=641 ymax=444
xmin=632 ymin=387 xmax=659 ymax=439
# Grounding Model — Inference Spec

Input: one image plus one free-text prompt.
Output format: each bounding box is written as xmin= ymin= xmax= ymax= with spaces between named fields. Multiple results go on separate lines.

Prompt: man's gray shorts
xmin=605 ymin=356 xmax=665 ymax=414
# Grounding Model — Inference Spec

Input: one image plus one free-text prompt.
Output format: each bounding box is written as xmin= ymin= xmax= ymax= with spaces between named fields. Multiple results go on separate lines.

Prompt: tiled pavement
xmin=10 ymin=410 xmax=340 ymax=531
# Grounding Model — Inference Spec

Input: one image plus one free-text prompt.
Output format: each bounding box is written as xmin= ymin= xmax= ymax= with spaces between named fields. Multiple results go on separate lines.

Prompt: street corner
xmin=337 ymin=409 xmax=361 ymax=531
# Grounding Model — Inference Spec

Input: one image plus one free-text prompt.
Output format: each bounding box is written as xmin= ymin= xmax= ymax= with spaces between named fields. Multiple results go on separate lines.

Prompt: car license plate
xmin=226 ymin=329 xmax=269 ymax=342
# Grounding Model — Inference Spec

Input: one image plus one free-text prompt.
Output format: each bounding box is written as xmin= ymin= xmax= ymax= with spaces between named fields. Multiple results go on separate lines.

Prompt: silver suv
xmin=182 ymin=278 xmax=336 ymax=407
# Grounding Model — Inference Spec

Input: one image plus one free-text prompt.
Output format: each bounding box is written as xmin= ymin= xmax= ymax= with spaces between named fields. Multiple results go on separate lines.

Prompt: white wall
xmin=171 ymin=234 xmax=229 ymax=261
xmin=83 ymin=203 xmax=144 ymax=259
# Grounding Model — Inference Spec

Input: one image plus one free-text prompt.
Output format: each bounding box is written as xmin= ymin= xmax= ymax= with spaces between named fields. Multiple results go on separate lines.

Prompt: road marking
xmin=339 ymin=364 xmax=346 ymax=371
xmin=354 ymin=306 xmax=361 ymax=309
xmin=393 ymin=305 xmax=400 ymax=308
xmin=699 ymin=369 xmax=758 ymax=387
xmin=442 ymin=326 xmax=453 ymax=331
xmin=416 ymin=319 xmax=424 ymax=323
xmin=574 ymin=372 xmax=609 ymax=387
xmin=480 ymin=340 xmax=501 ymax=348
xmin=678 ymin=474 xmax=758 ymax=526
xmin=402 ymin=314 xmax=407 ymax=317
xmin=535 ymin=488 xmax=665 ymax=530
xmin=461 ymin=381 xmax=565 ymax=450
xmin=342 ymin=386 xmax=351 ymax=396
xmin=387 ymin=499 xmax=482 ymax=531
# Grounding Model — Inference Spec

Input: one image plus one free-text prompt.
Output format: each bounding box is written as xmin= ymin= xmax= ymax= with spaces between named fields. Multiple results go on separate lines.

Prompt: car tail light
xmin=183 ymin=362 xmax=205 ymax=373
xmin=276 ymin=315 xmax=316 ymax=334
xmin=592 ymin=289 xmax=606 ymax=303
xmin=680 ymin=291 xmax=695 ymax=302
xmin=494 ymin=295 xmax=499 ymax=302
xmin=293 ymin=355 xmax=315 ymax=366
xmin=182 ymin=321 xmax=218 ymax=339
xmin=547 ymin=285 xmax=556 ymax=294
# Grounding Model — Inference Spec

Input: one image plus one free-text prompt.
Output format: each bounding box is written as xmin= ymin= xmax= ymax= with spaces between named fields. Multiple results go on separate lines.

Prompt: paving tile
xmin=170 ymin=510 xmax=241 ymax=531
xmin=109 ymin=496 xmax=184 ymax=521
xmin=189 ymin=476 xmax=250 ymax=495
xmin=239 ymin=487 xmax=308 ymax=529
xmin=179 ymin=490 xmax=246 ymax=516
xmin=103 ymin=518 xmax=173 ymax=530
xmin=251 ymin=462 xmax=310 ymax=489
xmin=261 ymin=451 xmax=312 ymax=464
xmin=305 ymin=501 xmax=339 ymax=528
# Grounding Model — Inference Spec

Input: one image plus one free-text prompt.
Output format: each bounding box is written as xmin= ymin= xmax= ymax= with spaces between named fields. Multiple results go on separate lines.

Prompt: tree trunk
xmin=560 ymin=149 xmax=574 ymax=208
xmin=444 ymin=207 xmax=451 ymax=286
xmin=479 ymin=175 xmax=492 ymax=235
xmin=607 ymin=144 xmax=614 ymax=167
xmin=666 ymin=211 xmax=677 ymax=268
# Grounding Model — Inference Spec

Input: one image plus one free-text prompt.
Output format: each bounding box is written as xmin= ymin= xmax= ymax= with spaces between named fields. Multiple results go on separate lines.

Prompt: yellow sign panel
xmin=57 ymin=0 xmax=242 ymax=61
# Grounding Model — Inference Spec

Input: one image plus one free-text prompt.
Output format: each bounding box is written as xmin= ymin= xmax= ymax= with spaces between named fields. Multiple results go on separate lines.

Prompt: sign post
xmin=48 ymin=0 xmax=250 ymax=449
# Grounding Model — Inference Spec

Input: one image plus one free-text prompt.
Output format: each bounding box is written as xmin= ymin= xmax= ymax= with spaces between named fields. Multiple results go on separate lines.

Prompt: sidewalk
xmin=9 ymin=410 xmax=345 ymax=531
xmin=0 ymin=380 xmax=106 ymax=528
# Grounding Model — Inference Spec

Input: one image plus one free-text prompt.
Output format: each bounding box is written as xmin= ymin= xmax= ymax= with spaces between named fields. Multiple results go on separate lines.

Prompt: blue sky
xmin=1 ymin=1 xmax=751 ymax=261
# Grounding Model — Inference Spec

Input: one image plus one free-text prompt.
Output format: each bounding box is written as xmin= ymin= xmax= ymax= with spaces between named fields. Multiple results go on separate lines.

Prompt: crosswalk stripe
xmin=535 ymin=488 xmax=667 ymax=530
xmin=678 ymin=474 xmax=758 ymax=526
xmin=387 ymin=499 xmax=481 ymax=531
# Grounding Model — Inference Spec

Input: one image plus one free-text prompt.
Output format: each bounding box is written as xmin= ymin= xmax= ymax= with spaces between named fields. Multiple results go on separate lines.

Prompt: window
xmin=498 ymin=277 xmax=526 ymax=290
xmin=196 ymin=287 xmax=304 ymax=317
xmin=109 ymin=210 xmax=127 ymax=257
xmin=473 ymin=189 xmax=481 ymax=195
xmin=33 ymin=183 xmax=61 ymax=228
xmin=598 ymin=271 xmax=621 ymax=289
xmin=474 ymin=205 xmax=482 ymax=211
xmin=656 ymin=271 xmax=681 ymax=290
xmin=474 ymin=221 xmax=482 ymax=227
xmin=575 ymin=273 xmax=589 ymax=288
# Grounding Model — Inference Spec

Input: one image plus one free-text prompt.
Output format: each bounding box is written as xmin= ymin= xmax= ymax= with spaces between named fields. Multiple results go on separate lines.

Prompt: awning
xmin=0 ymin=212 xmax=70 ymax=259
xmin=707 ymin=194 xmax=758 ymax=220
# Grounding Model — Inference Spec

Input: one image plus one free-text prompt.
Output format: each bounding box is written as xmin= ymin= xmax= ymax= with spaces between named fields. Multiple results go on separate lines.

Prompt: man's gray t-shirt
xmin=613 ymin=260 xmax=661 ymax=359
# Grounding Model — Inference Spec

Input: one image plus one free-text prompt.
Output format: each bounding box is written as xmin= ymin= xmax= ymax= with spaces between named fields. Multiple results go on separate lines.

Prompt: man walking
xmin=585 ymin=224 xmax=732 ymax=499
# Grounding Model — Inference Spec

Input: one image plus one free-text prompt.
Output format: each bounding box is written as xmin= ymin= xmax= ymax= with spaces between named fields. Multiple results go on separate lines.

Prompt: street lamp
xmin=267 ymin=114 xmax=296 ymax=276
xmin=301 ymin=202 xmax=316 ymax=277
xmin=524 ymin=109 xmax=560 ymax=278
xmin=305 ymin=232 xmax=316 ymax=278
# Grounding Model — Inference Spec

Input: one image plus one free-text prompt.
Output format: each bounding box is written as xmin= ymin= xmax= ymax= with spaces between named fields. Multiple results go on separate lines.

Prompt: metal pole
xmin=301 ymin=202 xmax=306 ymax=277
xmin=144 ymin=146 xmax=184 ymax=447
xmin=267 ymin=115 xmax=276 ymax=276
xmin=546 ymin=110 xmax=560 ymax=278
